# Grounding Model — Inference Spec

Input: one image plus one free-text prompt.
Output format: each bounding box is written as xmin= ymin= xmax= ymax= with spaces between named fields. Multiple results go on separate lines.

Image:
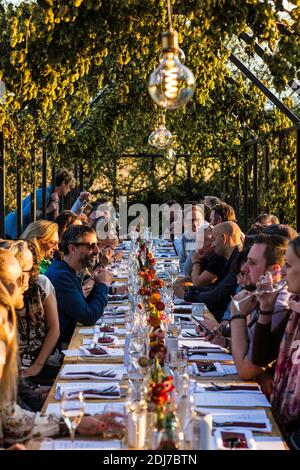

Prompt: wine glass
xmin=169 ymin=266 xmax=179 ymax=285
xmin=232 ymin=277 xmax=287 ymax=313
xmin=168 ymin=349 xmax=188 ymax=375
xmin=61 ymin=391 xmax=85 ymax=448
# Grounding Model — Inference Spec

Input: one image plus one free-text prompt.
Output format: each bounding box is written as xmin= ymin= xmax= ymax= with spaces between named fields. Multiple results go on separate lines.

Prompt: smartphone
xmin=191 ymin=315 xmax=214 ymax=335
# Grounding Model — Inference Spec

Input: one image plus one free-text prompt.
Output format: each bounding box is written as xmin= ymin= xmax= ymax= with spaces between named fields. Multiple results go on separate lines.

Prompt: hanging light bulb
xmin=148 ymin=30 xmax=196 ymax=110
xmin=148 ymin=114 xmax=172 ymax=149
xmin=159 ymin=46 xmax=185 ymax=64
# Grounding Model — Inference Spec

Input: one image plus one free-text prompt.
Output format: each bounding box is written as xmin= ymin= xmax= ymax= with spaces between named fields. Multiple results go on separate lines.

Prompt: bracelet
xmin=259 ymin=309 xmax=273 ymax=316
xmin=193 ymin=261 xmax=201 ymax=265
xmin=230 ymin=314 xmax=246 ymax=322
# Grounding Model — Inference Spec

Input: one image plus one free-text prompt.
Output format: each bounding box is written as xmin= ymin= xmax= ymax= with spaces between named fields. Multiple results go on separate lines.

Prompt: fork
xmin=184 ymin=332 xmax=201 ymax=338
xmin=67 ymin=385 xmax=118 ymax=396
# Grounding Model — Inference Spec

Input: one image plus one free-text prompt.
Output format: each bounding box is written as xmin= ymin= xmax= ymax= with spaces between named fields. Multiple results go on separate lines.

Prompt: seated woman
xmin=252 ymin=236 xmax=300 ymax=443
xmin=0 ymin=280 xmax=124 ymax=448
xmin=21 ymin=220 xmax=59 ymax=274
xmin=54 ymin=211 xmax=82 ymax=260
xmin=55 ymin=211 xmax=82 ymax=240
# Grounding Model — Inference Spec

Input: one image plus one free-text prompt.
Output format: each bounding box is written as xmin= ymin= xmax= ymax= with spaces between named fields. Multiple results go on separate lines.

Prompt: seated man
xmin=209 ymin=202 xmax=236 ymax=226
xmin=178 ymin=204 xmax=204 ymax=271
xmin=45 ymin=225 xmax=112 ymax=347
xmin=175 ymin=221 xmax=241 ymax=321
xmin=230 ymin=234 xmax=290 ymax=380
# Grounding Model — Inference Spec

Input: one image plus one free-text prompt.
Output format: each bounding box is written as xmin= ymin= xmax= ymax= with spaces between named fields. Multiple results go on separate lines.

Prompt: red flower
xmin=156 ymin=301 xmax=165 ymax=311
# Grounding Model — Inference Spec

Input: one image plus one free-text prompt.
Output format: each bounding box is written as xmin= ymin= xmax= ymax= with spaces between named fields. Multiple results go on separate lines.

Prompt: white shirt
xmin=36 ymin=274 xmax=55 ymax=299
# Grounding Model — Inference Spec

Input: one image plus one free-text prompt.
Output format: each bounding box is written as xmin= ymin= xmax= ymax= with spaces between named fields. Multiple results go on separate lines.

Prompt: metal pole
xmin=235 ymin=169 xmax=240 ymax=223
xmin=253 ymin=142 xmax=258 ymax=219
xmin=113 ymin=158 xmax=118 ymax=208
xmin=30 ymin=148 xmax=36 ymax=223
xmin=79 ymin=164 xmax=84 ymax=192
xmin=48 ymin=164 xmax=56 ymax=221
xmin=186 ymin=155 xmax=191 ymax=194
xmin=243 ymin=152 xmax=249 ymax=231
xmin=229 ymin=54 xmax=300 ymax=124
xmin=0 ymin=130 xmax=5 ymax=238
xmin=74 ymin=162 xmax=78 ymax=198
xmin=296 ymin=129 xmax=300 ymax=232
xmin=42 ymin=147 xmax=47 ymax=219
xmin=264 ymin=146 xmax=270 ymax=213
xmin=16 ymin=156 xmax=23 ymax=237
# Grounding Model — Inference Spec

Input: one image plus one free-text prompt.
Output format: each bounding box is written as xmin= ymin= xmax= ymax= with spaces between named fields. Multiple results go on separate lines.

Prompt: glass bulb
xmin=148 ymin=125 xmax=172 ymax=149
xmin=159 ymin=47 xmax=185 ymax=64
xmin=149 ymin=51 xmax=196 ymax=110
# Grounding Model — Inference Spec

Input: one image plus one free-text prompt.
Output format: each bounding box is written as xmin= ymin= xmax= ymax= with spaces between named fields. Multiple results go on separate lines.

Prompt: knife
xmin=62 ymin=371 xmax=116 ymax=377
xmin=206 ymin=385 xmax=260 ymax=392
xmin=213 ymin=421 xmax=267 ymax=429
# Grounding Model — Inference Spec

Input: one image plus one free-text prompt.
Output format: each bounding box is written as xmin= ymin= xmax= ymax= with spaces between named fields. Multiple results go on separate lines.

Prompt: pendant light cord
xmin=167 ymin=0 xmax=173 ymax=31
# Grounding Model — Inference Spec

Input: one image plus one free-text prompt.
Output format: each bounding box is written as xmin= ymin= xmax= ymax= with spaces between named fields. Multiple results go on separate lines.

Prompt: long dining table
xmin=38 ymin=253 xmax=287 ymax=451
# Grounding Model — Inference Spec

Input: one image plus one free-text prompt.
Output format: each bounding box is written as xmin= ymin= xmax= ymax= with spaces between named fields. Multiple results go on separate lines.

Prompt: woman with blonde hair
xmin=0 ymin=240 xmax=60 ymax=385
xmin=0 ymin=273 xmax=124 ymax=448
xmin=21 ymin=220 xmax=59 ymax=274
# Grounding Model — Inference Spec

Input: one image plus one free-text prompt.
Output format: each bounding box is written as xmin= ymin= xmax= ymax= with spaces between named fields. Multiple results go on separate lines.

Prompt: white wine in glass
xmin=61 ymin=391 xmax=85 ymax=448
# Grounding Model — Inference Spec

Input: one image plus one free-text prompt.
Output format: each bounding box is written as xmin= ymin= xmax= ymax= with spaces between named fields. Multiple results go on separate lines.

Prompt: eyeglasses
xmin=16 ymin=272 xmax=30 ymax=288
xmin=70 ymin=242 xmax=98 ymax=251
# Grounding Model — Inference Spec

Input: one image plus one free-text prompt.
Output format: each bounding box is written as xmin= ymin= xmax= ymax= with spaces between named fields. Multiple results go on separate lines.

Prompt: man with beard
xmin=45 ymin=225 xmax=112 ymax=348
xmin=229 ymin=234 xmax=290 ymax=380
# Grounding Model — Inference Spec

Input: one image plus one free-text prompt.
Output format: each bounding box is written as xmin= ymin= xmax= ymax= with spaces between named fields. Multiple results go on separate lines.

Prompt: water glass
xmin=60 ymin=391 xmax=85 ymax=447
xmin=168 ymin=349 xmax=188 ymax=375
xmin=102 ymin=404 xmax=126 ymax=439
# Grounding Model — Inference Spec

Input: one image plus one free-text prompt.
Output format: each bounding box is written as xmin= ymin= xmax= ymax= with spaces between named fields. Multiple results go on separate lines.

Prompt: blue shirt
xmin=45 ymin=259 xmax=108 ymax=345
xmin=5 ymin=185 xmax=52 ymax=238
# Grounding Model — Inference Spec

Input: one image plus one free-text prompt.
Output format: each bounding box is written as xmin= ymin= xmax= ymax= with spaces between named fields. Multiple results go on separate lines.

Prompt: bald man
xmin=174 ymin=221 xmax=242 ymax=321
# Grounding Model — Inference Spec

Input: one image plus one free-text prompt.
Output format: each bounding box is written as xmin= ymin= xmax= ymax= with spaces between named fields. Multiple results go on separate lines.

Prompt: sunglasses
xmin=70 ymin=242 xmax=98 ymax=251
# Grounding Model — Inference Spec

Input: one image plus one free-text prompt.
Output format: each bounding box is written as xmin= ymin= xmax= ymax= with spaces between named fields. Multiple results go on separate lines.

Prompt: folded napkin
xmin=190 ymin=361 xmax=237 ymax=377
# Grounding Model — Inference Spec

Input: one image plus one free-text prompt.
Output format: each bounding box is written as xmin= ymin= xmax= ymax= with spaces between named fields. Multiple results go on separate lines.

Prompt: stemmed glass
xmin=168 ymin=349 xmax=188 ymax=375
xmin=232 ymin=277 xmax=287 ymax=313
xmin=169 ymin=265 xmax=179 ymax=285
xmin=61 ymin=391 xmax=85 ymax=448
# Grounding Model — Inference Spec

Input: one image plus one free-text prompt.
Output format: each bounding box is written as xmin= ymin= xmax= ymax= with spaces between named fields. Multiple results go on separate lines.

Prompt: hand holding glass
xmin=61 ymin=391 xmax=85 ymax=447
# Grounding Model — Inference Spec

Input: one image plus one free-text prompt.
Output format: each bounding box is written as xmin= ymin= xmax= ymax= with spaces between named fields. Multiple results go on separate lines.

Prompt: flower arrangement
xmin=147 ymin=358 xmax=175 ymax=422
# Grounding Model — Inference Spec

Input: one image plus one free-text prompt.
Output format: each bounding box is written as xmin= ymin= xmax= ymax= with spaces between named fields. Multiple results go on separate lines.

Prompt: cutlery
xmin=62 ymin=370 xmax=116 ymax=378
xmin=187 ymin=351 xmax=208 ymax=356
xmin=184 ymin=332 xmax=201 ymax=338
xmin=207 ymin=382 xmax=260 ymax=392
xmin=67 ymin=386 xmax=119 ymax=397
xmin=182 ymin=346 xmax=222 ymax=352
xmin=213 ymin=421 xmax=267 ymax=429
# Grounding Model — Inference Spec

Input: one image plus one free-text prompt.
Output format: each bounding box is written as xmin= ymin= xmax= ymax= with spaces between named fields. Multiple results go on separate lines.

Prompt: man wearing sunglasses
xmin=45 ymin=225 xmax=112 ymax=348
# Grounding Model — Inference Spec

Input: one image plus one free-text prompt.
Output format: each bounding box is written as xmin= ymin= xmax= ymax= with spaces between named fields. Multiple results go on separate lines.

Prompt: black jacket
xmin=184 ymin=247 xmax=239 ymax=321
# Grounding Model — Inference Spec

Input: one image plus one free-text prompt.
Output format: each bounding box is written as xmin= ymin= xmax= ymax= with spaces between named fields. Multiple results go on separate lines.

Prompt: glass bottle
xmin=126 ymin=382 xmax=147 ymax=449
xmin=156 ymin=410 xmax=184 ymax=450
